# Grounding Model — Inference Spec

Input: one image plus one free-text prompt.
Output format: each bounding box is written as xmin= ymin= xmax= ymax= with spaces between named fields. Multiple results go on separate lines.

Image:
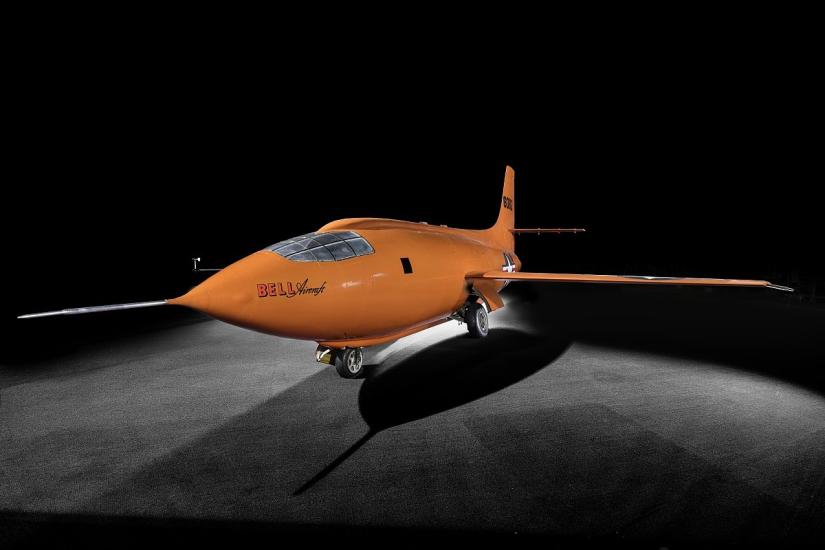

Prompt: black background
xmin=4 ymin=19 xmax=822 ymax=346
xmin=2 ymin=13 xmax=824 ymax=549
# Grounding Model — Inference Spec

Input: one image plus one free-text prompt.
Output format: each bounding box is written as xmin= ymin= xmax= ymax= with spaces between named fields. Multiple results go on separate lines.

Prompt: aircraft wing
xmin=467 ymin=272 xmax=794 ymax=292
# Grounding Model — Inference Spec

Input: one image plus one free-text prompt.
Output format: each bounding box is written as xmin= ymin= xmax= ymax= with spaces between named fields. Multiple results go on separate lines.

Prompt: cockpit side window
xmin=266 ymin=231 xmax=374 ymax=262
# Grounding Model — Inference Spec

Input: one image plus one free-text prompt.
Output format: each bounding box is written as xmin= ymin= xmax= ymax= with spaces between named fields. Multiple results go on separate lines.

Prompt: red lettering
xmin=259 ymin=281 xmax=320 ymax=298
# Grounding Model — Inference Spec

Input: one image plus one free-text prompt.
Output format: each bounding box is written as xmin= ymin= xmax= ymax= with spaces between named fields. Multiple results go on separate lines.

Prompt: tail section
xmin=486 ymin=165 xmax=515 ymax=251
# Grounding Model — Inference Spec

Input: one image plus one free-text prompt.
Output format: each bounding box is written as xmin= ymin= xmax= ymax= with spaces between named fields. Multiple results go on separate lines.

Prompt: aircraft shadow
xmin=359 ymin=328 xmax=570 ymax=430
xmin=294 ymin=328 xmax=570 ymax=493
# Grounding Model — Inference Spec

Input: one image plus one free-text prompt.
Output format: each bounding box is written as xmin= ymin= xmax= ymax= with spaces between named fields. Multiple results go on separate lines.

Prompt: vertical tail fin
xmin=486 ymin=165 xmax=515 ymax=251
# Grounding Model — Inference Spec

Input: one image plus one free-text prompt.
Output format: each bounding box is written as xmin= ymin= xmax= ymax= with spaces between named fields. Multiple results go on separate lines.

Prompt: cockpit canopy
xmin=267 ymin=231 xmax=374 ymax=262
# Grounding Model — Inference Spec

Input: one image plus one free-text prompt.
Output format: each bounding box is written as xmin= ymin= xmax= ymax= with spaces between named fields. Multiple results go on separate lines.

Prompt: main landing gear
xmin=316 ymin=345 xmax=365 ymax=379
xmin=464 ymin=301 xmax=489 ymax=338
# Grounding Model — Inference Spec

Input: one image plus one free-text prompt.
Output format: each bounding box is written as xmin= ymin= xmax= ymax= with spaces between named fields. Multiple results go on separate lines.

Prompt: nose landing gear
xmin=316 ymin=345 xmax=365 ymax=378
xmin=336 ymin=347 xmax=364 ymax=378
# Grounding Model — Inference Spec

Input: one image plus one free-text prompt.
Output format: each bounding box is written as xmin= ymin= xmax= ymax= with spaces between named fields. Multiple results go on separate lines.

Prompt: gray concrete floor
xmin=2 ymin=298 xmax=824 ymax=546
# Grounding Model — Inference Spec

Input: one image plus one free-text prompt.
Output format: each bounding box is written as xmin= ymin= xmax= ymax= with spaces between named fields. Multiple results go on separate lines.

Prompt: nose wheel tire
xmin=335 ymin=347 xmax=365 ymax=378
xmin=465 ymin=302 xmax=489 ymax=338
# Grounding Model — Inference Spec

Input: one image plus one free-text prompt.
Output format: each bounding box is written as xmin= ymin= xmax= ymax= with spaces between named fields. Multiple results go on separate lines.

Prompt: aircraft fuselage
xmin=169 ymin=218 xmax=520 ymax=348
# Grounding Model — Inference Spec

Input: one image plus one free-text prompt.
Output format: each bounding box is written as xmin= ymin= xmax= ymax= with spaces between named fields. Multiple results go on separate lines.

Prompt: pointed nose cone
xmin=168 ymin=276 xmax=215 ymax=313
xmin=169 ymin=251 xmax=278 ymax=328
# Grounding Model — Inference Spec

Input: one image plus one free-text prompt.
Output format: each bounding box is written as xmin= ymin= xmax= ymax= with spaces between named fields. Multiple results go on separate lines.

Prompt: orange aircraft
xmin=18 ymin=166 xmax=792 ymax=378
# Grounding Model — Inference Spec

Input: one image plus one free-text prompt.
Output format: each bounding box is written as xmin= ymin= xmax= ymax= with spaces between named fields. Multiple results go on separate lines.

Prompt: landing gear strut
xmin=464 ymin=301 xmax=489 ymax=338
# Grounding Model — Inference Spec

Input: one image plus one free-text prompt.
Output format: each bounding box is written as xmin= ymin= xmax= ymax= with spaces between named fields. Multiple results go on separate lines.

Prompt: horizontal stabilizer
xmin=510 ymin=228 xmax=586 ymax=234
xmin=17 ymin=300 xmax=168 ymax=319
xmin=467 ymin=272 xmax=793 ymax=291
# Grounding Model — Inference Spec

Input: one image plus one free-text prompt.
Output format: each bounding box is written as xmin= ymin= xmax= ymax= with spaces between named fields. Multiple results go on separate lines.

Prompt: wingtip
xmin=767 ymin=283 xmax=795 ymax=292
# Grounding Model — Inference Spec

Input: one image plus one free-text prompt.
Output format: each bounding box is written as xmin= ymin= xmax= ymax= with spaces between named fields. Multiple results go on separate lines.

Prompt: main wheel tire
xmin=334 ymin=347 xmax=364 ymax=378
xmin=465 ymin=302 xmax=489 ymax=338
